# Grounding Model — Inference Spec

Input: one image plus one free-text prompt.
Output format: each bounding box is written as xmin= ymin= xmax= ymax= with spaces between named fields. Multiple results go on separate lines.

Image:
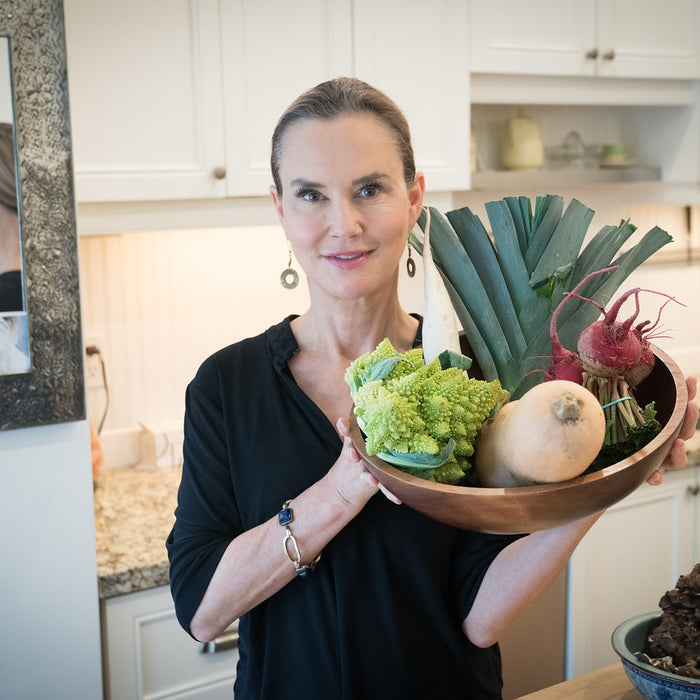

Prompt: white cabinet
xmin=566 ymin=465 xmax=700 ymax=678
xmin=352 ymin=0 xmax=470 ymax=192
xmin=101 ymin=586 xmax=238 ymax=700
xmin=64 ymin=0 xmax=229 ymax=203
xmin=65 ymin=0 xmax=470 ymax=203
xmin=219 ymin=0 xmax=353 ymax=196
xmin=470 ymin=0 xmax=700 ymax=79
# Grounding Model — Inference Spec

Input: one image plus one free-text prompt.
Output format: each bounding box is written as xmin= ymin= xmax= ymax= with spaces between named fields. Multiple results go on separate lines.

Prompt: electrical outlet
xmin=84 ymin=333 xmax=106 ymax=392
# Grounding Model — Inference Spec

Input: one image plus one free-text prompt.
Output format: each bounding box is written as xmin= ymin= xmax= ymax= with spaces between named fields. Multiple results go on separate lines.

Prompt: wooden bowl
xmin=349 ymin=345 xmax=688 ymax=534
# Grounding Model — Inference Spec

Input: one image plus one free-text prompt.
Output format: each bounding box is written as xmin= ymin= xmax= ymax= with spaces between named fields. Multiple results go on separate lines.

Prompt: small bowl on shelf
xmin=612 ymin=612 xmax=700 ymax=699
xmin=348 ymin=345 xmax=688 ymax=534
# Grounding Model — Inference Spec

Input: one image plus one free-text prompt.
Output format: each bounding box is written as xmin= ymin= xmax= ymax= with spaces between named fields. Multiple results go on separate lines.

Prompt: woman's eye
xmin=294 ymin=187 xmax=323 ymax=202
xmin=358 ymin=182 xmax=382 ymax=198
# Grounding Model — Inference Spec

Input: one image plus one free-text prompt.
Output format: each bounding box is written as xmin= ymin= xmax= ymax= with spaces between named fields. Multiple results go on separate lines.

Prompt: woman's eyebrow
xmin=290 ymin=178 xmax=322 ymax=189
xmin=352 ymin=171 xmax=389 ymax=186
xmin=289 ymin=172 xmax=389 ymax=190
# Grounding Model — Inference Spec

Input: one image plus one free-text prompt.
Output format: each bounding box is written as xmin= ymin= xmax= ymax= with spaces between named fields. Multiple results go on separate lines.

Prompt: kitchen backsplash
xmin=79 ymin=208 xmax=700 ymax=468
xmin=78 ymin=224 xmax=423 ymax=465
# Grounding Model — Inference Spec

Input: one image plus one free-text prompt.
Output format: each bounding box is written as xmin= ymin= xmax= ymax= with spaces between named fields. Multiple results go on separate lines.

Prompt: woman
xmin=167 ymin=77 xmax=698 ymax=699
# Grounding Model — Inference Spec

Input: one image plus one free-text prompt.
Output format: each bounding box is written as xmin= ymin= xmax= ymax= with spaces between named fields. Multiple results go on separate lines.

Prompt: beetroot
xmin=544 ymin=269 xmax=680 ymax=469
xmin=545 ymin=267 xmax=614 ymax=384
xmin=576 ymin=287 xmax=645 ymax=378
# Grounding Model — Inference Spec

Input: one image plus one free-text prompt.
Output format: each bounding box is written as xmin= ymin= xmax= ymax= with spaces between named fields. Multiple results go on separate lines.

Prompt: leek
xmin=411 ymin=196 xmax=672 ymax=398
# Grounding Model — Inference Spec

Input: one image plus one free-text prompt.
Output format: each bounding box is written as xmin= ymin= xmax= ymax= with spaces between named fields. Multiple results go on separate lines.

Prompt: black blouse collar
xmin=267 ymin=313 xmax=423 ymax=372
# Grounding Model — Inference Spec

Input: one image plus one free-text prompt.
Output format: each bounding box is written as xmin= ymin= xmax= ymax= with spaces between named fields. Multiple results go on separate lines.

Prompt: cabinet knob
xmin=602 ymin=50 xmax=616 ymax=61
xmin=687 ymin=484 xmax=700 ymax=496
xmin=586 ymin=48 xmax=599 ymax=60
xmin=212 ymin=166 xmax=227 ymax=180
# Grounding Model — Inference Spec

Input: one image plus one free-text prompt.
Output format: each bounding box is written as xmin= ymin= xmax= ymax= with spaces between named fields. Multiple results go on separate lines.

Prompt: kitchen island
xmin=519 ymin=663 xmax=644 ymax=699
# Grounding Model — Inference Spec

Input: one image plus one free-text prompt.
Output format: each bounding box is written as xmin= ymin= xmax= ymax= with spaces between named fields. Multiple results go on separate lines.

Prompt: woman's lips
xmin=324 ymin=250 xmax=372 ymax=270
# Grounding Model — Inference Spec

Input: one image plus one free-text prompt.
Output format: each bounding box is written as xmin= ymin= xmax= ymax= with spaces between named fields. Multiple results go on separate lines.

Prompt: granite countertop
xmin=94 ymin=464 xmax=181 ymax=599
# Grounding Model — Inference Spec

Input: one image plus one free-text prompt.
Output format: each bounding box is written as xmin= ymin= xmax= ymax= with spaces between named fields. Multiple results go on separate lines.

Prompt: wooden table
xmin=518 ymin=663 xmax=644 ymax=699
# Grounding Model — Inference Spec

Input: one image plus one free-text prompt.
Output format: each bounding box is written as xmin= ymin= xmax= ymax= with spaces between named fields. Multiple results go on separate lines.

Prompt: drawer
xmin=101 ymin=586 xmax=238 ymax=700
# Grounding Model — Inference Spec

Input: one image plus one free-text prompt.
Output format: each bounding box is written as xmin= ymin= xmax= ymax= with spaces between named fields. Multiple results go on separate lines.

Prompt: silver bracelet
xmin=278 ymin=500 xmax=321 ymax=577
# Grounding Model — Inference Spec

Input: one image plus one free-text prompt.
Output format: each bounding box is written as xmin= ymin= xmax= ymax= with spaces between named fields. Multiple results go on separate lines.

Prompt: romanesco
xmin=346 ymin=339 xmax=507 ymax=484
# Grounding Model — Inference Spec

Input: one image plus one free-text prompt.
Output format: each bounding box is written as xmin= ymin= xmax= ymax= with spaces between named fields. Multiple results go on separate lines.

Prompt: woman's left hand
xmin=647 ymin=375 xmax=698 ymax=485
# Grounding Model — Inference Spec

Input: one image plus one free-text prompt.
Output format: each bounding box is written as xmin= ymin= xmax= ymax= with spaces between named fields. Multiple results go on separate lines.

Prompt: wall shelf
xmin=471 ymin=165 xmax=661 ymax=192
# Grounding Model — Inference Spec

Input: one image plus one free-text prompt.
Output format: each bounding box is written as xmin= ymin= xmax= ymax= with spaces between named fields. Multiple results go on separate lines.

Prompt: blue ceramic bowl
xmin=612 ymin=612 xmax=700 ymax=700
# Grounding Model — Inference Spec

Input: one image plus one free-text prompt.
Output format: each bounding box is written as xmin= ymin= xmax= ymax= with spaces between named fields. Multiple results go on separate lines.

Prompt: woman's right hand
xmin=330 ymin=417 xmax=402 ymax=506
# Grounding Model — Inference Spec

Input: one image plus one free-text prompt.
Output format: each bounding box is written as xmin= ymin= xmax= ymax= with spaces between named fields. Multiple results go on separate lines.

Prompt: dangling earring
xmin=280 ymin=242 xmax=299 ymax=289
xmin=406 ymin=240 xmax=416 ymax=278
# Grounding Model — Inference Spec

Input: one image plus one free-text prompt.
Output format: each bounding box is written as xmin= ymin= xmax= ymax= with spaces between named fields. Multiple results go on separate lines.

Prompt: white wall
xmin=0 ymin=420 xmax=103 ymax=700
xmin=78 ymin=224 xmax=425 ymax=460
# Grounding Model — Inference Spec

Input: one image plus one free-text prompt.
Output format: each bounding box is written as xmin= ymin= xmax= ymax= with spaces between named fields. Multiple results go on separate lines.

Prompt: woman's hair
xmin=0 ymin=122 xmax=17 ymax=213
xmin=270 ymin=77 xmax=416 ymax=194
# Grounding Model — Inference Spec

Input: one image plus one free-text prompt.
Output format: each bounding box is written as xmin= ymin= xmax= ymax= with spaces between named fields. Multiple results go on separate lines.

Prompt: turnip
xmin=475 ymin=380 xmax=606 ymax=487
xmin=419 ymin=207 xmax=463 ymax=367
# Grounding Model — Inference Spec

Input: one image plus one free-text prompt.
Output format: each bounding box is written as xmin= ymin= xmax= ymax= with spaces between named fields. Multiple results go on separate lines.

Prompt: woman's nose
xmin=329 ymin=198 xmax=362 ymax=237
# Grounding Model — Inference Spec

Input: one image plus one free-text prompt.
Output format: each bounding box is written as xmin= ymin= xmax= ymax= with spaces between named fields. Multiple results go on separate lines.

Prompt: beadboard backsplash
xmin=79 ymin=209 xmax=700 ymax=467
xmin=78 ymin=225 xmax=424 ymax=459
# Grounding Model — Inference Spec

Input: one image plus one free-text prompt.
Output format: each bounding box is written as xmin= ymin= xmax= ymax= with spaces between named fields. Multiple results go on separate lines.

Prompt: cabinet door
xmin=352 ymin=0 xmax=471 ymax=191
xmin=566 ymin=468 xmax=698 ymax=678
xmin=101 ymin=586 xmax=238 ymax=700
xmin=469 ymin=0 xmax=597 ymax=77
xmin=596 ymin=0 xmax=700 ymax=78
xmin=65 ymin=0 xmax=228 ymax=202
xmin=220 ymin=0 xmax=353 ymax=197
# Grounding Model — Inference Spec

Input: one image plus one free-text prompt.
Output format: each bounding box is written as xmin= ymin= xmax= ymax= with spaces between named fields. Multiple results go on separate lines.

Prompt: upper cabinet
xmin=351 ymin=0 xmax=470 ymax=193
xmin=65 ymin=0 xmax=470 ymax=203
xmin=470 ymin=0 xmax=700 ymax=79
xmin=65 ymin=0 xmax=229 ymax=202
xmin=219 ymin=0 xmax=354 ymax=197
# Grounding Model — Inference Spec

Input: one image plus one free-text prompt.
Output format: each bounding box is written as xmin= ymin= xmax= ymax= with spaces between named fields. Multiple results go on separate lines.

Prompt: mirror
xmin=0 ymin=36 xmax=30 ymax=375
xmin=0 ymin=0 xmax=85 ymax=429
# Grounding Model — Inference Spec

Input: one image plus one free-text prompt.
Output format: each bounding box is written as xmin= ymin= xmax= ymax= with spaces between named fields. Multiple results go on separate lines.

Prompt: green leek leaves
xmin=409 ymin=196 xmax=672 ymax=398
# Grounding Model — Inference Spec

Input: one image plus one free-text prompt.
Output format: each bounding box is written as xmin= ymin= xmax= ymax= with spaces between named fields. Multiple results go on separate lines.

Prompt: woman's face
xmin=270 ymin=114 xmax=424 ymax=303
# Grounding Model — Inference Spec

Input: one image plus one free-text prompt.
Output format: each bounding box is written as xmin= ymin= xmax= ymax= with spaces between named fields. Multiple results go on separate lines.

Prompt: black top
xmin=167 ymin=316 xmax=520 ymax=699
xmin=0 ymin=270 xmax=22 ymax=312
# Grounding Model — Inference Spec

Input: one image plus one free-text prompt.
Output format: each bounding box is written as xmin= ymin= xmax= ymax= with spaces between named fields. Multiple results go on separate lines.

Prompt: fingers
xmin=649 ymin=437 xmax=689 ymax=485
xmin=336 ymin=416 xmax=349 ymax=438
xmin=664 ymin=437 xmax=689 ymax=471
xmin=341 ymin=435 xmax=361 ymax=464
xmin=649 ymin=376 xmax=700 ymax=486
xmin=337 ymin=417 xmax=402 ymax=505
xmin=378 ymin=483 xmax=402 ymax=505
xmin=679 ymin=395 xmax=699 ymax=442
xmin=646 ymin=470 xmax=663 ymax=486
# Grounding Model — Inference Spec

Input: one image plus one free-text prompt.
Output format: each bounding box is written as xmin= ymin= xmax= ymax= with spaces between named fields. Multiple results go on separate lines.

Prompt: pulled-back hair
xmin=270 ymin=77 xmax=416 ymax=194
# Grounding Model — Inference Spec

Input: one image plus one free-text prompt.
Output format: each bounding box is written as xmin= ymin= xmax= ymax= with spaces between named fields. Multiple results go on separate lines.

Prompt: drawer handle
xmin=602 ymin=50 xmax=615 ymax=61
xmin=200 ymin=629 xmax=239 ymax=654
xmin=586 ymin=48 xmax=599 ymax=60
xmin=687 ymin=484 xmax=700 ymax=496
xmin=213 ymin=166 xmax=227 ymax=180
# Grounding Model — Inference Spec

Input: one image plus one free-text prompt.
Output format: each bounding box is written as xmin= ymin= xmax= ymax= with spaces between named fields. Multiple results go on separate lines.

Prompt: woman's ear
xmin=270 ymin=185 xmax=284 ymax=222
xmin=408 ymin=172 xmax=425 ymax=226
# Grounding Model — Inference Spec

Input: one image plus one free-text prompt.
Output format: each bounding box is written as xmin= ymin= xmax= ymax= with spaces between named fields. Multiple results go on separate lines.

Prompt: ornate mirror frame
xmin=0 ymin=0 xmax=84 ymax=430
